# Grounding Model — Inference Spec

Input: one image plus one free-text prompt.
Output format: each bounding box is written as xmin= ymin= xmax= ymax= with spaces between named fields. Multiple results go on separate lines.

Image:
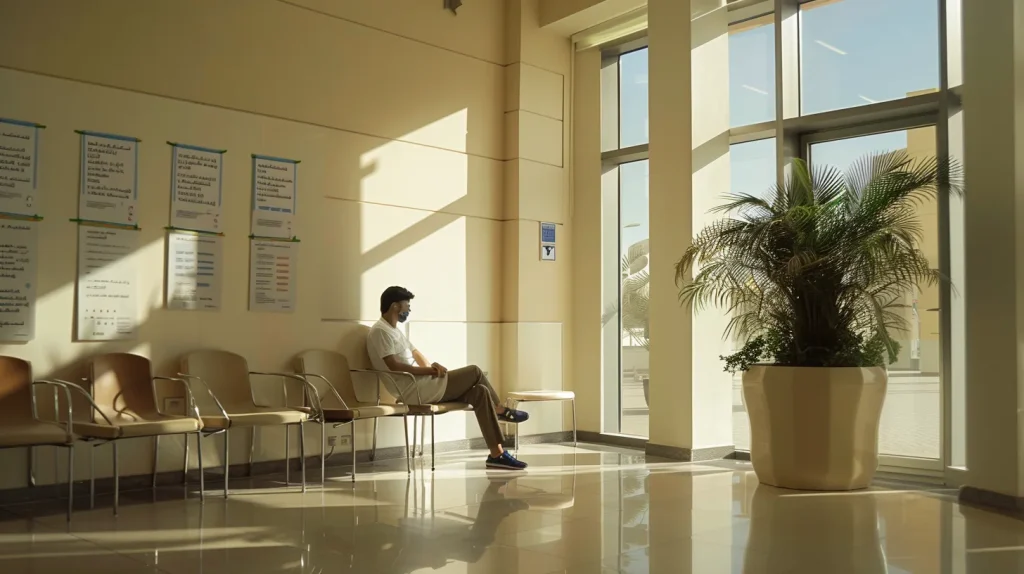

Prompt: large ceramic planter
xmin=742 ymin=365 xmax=887 ymax=491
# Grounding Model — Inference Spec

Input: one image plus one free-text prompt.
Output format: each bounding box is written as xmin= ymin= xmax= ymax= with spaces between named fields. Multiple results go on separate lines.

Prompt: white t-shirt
xmin=366 ymin=318 xmax=447 ymax=405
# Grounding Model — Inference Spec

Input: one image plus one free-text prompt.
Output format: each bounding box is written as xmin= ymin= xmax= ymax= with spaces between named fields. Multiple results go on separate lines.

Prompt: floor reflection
xmin=0 ymin=444 xmax=1021 ymax=573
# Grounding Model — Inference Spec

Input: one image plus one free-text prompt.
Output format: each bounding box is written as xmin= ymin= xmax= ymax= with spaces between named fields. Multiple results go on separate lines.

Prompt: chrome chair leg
xmin=28 ymin=447 xmax=35 ymax=487
xmin=320 ymin=422 xmax=326 ymax=486
xmin=420 ymin=418 xmax=426 ymax=458
xmin=571 ymin=398 xmax=577 ymax=448
xmin=89 ymin=445 xmax=95 ymax=509
xmin=249 ymin=426 xmax=256 ymax=477
xmin=513 ymin=400 xmax=521 ymax=456
xmin=196 ymin=431 xmax=205 ymax=502
xmin=403 ymin=416 xmax=411 ymax=474
xmin=371 ymin=417 xmax=378 ymax=462
xmin=183 ymin=432 xmax=190 ymax=484
xmin=411 ymin=418 xmax=418 ymax=460
xmin=66 ymin=445 xmax=73 ymax=522
xmin=430 ymin=412 xmax=435 ymax=472
xmin=351 ymin=422 xmax=357 ymax=483
xmin=299 ymin=422 xmax=306 ymax=493
xmin=285 ymin=425 xmax=290 ymax=485
xmin=152 ymin=436 xmax=160 ymax=491
xmin=223 ymin=429 xmax=230 ymax=499
xmin=113 ymin=442 xmax=119 ymax=516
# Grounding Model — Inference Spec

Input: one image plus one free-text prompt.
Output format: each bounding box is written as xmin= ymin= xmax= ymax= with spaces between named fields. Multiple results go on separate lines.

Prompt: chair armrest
xmin=350 ymin=369 xmax=422 ymax=405
xmin=293 ymin=372 xmax=350 ymax=410
xmin=176 ymin=373 xmax=231 ymax=423
xmin=249 ymin=371 xmax=324 ymax=419
xmin=31 ymin=380 xmax=74 ymax=443
xmin=38 ymin=378 xmax=116 ymax=426
xmin=153 ymin=376 xmax=203 ymax=423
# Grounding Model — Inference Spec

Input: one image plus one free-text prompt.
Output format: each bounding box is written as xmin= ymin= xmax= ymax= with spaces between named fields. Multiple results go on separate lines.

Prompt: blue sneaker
xmin=485 ymin=451 xmax=528 ymax=470
xmin=498 ymin=408 xmax=529 ymax=424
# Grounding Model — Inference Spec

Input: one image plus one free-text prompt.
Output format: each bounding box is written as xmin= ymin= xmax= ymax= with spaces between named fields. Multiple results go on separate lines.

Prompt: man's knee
xmin=468 ymin=365 xmax=483 ymax=379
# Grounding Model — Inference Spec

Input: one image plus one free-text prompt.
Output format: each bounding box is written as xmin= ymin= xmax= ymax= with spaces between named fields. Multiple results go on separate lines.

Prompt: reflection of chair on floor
xmin=179 ymin=350 xmax=319 ymax=497
xmin=66 ymin=353 xmax=205 ymax=515
xmin=1 ymin=357 xmax=76 ymax=521
xmin=294 ymin=349 xmax=411 ymax=482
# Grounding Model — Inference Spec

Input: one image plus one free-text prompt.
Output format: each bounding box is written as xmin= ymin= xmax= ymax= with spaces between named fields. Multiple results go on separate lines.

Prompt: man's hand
xmin=431 ymin=362 xmax=448 ymax=377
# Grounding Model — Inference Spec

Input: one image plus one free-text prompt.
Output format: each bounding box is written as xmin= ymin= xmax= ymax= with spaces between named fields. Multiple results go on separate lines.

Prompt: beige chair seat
xmin=506 ymin=390 xmax=575 ymax=402
xmin=523 ymin=496 xmax=576 ymax=511
xmin=74 ymin=415 xmax=201 ymax=440
xmin=0 ymin=421 xmax=73 ymax=448
xmin=322 ymin=403 xmax=408 ymax=422
xmin=408 ymin=402 xmax=472 ymax=415
xmin=200 ymin=407 xmax=309 ymax=430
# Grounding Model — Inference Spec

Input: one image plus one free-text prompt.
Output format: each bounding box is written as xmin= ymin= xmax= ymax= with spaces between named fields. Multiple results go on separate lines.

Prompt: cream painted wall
xmin=0 ymin=0 xmax=520 ymax=490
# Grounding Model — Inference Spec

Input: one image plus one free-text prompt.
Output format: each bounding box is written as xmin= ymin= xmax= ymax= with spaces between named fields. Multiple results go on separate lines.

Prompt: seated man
xmin=367 ymin=286 xmax=529 ymax=470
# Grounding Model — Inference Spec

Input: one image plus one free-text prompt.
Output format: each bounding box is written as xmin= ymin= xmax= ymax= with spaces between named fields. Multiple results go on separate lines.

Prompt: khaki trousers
xmin=439 ymin=365 xmax=503 ymax=451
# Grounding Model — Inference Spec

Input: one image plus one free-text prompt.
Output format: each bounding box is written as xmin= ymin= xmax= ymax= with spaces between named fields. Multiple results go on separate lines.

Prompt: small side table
xmin=505 ymin=390 xmax=577 ymax=455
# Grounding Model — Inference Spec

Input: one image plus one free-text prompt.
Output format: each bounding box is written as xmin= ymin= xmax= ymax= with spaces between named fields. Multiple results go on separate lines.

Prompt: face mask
xmin=398 ymin=311 xmax=410 ymax=323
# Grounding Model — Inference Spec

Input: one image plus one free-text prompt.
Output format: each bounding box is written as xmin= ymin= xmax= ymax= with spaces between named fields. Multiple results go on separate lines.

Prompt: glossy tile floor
xmin=2 ymin=444 xmax=1024 ymax=573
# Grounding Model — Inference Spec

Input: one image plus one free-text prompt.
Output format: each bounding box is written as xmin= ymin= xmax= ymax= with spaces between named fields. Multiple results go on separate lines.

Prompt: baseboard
xmin=959 ymin=485 xmax=1024 ymax=516
xmin=576 ymin=430 xmax=647 ymax=450
xmin=645 ymin=442 xmax=736 ymax=462
xmin=0 ymin=430 xmax=574 ymax=506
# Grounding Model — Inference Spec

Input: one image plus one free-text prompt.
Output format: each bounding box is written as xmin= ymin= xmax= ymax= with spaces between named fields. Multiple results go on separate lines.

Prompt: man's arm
xmin=412 ymin=349 xmax=430 ymax=368
xmin=382 ymin=354 xmax=437 ymax=377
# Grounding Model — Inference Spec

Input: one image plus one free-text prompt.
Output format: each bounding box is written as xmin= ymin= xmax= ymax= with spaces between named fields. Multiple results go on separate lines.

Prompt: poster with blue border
xmin=250 ymin=154 xmax=298 ymax=239
xmin=78 ymin=130 xmax=139 ymax=226
xmin=170 ymin=142 xmax=224 ymax=233
xmin=0 ymin=118 xmax=43 ymax=216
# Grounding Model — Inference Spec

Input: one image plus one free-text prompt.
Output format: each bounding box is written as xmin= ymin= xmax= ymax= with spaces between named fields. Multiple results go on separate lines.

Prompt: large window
xmin=601 ymin=46 xmax=651 ymax=437
xmin=721 ymin=0 xmax=958 ymax=471
xmin=598 ymin=0 xmax=961 ymax=473
xmin=800 ymin=0 xmax=940 ymax=115
xmin=809 ymin=127 xmax=941 ymax=460
xmin=730 ymin=16 xmax=776 ymax=127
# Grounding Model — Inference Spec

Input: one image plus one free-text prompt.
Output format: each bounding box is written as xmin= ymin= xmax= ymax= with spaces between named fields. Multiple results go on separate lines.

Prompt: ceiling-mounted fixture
xmin=444 ymin=0 xmax=462 ymax=15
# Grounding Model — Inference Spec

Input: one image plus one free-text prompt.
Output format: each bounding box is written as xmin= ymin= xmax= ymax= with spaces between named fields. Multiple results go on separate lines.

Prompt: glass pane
xmin=729 ymin=139 xmax=777 ymax=452
xmin=619 ymin=49 xmax=649 ymax=148
xmin=809 ymin=128 xmax=940 ymax=460
xmin=800 ymin=0 xmax=939 ymax=115
xmin=619 ymin=160 xmax=649 ymax=437
xmin=730 ymin=16 xmax=776 ymax=128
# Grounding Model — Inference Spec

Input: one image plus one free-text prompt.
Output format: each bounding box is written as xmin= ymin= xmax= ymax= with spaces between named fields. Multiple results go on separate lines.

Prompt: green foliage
xmin=677 ymin=151 xmax=962 ymax=372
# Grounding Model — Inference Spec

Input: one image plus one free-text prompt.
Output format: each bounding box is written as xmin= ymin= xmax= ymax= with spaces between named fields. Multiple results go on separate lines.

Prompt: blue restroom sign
xmin=540 ymin=222 xmax=556 ymax=261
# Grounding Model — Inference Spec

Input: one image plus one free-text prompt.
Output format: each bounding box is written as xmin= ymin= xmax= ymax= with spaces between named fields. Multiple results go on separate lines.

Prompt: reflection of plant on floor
xmin=620 ymin=474 xmax=650 ymax=548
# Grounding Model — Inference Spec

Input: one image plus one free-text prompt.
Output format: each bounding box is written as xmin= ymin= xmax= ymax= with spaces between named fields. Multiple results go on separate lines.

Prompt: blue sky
xmin=616 ymin=0 xmax=940 ymax=256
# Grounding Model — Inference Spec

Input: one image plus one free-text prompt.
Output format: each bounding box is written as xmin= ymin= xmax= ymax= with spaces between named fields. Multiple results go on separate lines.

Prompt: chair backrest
xmin=0 ymin=356 xmax=33 ymax=422
xmin=180 ymin=350 xmax=253 ymax=410
xmin=295 ymin=350 xmax=359 ymax=408
xmin=90 ymin=353 xmax=157 ymax=422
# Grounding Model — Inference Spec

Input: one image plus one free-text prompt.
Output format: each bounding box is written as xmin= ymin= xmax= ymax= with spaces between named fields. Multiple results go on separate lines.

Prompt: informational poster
xmin=170 ymin=143 xmax=224 ymax=233
xmin=248 ymin=240 xmax=296 ymax=313
xmin=0 ymin=220 xmax=38 ymax=341
xmin=79 ymin=131 xmax=138 ymax=226
xmin=0 ymin=119 xmax=40 ymax=216
xmin=251 ymin=155 xmax=297 ymax=239
xmin=166 ymin=231 xmax=222 ymax=311
xmin=540 ymin=221 xmax=556 ymax=261
xmin=76 ymin=226 xmax=138 ymax=341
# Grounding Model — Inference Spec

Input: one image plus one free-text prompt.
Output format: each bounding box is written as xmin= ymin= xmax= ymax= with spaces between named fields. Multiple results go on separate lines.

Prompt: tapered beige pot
xmin=742 ymin=365 xmax=887 ymax=491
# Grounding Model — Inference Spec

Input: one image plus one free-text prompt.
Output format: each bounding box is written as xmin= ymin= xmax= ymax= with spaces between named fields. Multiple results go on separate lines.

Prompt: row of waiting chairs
xmin=0 ymin=349 xmax=473 ymax=522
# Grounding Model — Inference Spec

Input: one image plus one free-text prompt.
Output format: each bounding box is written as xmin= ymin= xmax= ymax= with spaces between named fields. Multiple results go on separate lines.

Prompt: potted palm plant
xmin=675 ymin=151 xmax=960 ymax=490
